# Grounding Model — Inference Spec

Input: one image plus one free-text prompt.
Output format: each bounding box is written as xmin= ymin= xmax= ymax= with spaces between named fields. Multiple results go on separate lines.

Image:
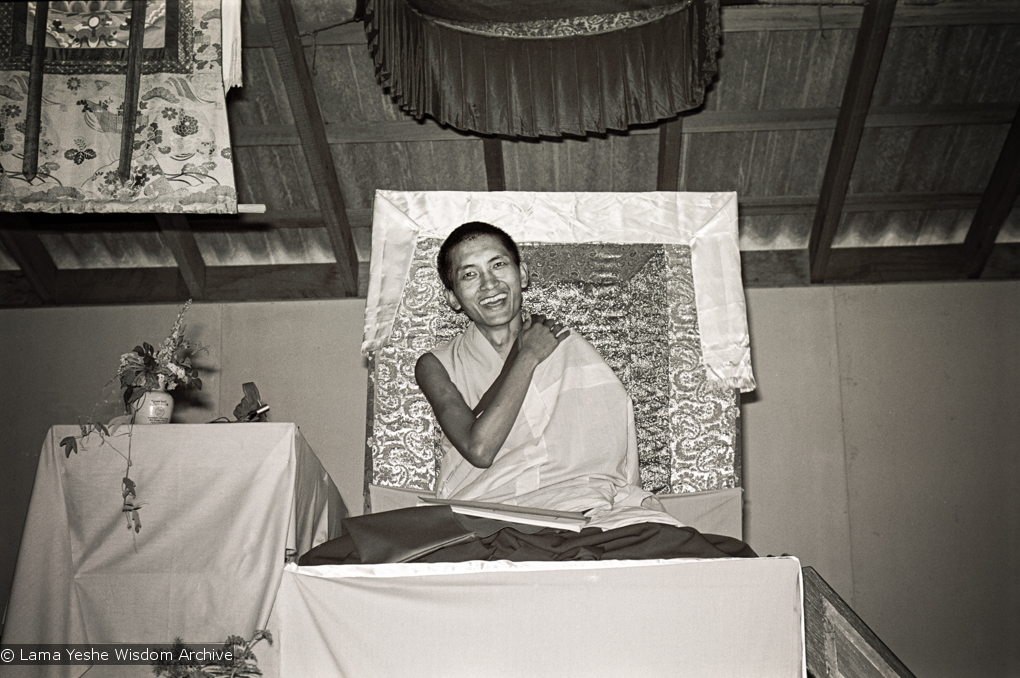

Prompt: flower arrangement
xmin=59 ymin=300 xmax=207 ymax=533
xmin=117 ymin=300 xmax=204 ymax=407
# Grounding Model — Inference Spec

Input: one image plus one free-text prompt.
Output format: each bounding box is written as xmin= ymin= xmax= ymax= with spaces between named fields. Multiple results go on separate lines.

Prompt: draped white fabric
xmin=362 ymin=190 xmax=755 ymax=392
xmin=221 ymin=0 xmax=243 ymax=93
xmin=274 ymin=556 xmax=806 ymax=677
xmin=2 ymin=424 xmax=342 ymax=678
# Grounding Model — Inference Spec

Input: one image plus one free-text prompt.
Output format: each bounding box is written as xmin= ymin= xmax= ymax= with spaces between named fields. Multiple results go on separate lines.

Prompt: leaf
xmin=127 ymin=387 xmax=146 ymax=405
xmin=140 ymin=86 xmax=180 ymax=104
xmin=194 ymin=377 xmax=202 ymax=390
xmin=60 ymin=436 xmax=78 ymax=457
xmin=95 ymin=422 xmax=110 ymax=437
xmin=0 ymin=84 xmax=24 ymax=101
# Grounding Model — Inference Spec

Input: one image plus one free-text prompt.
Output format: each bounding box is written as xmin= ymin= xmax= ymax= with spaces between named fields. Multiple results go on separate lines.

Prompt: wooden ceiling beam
xmin=46 ymin=263 xmax=354 ymax=305
xmin=204 ymin=263 xmax=351 ymax=301
xmin=825 ymin=245 xmax=966 ymax=284
xmin=979 ymin=242 xmax=1020 ymax=280
xmin=57 ymin=268 xmax=189 ymax=305
xmin=191 ymin=191 xmax=984 ymax=226
xmin=261 ymin=0 xmax=359 ymax=296
xmin=722 ymin=2 xmax=1020 ymax=32
xmin=959 ymin=106 xmax=1020 ymax=278
xmin=0 ymin=271 xmax=44 ymax=307
xmin=808 ymin=0 xmax=896 ymax=284
xmin=741 ymin=192 xmax=983 ymax=216
xmin=740 ymin=249 xmax=810 ymax=287
xmin=231 ymin=103 xmax=1017 ymax=148
xmin=189 ymin=208 xmax=374 ymax=230
xmin=741 ymin=244 xmax=1011 ymax=287
xmin=656 ymin=117 xmax=684 ymax=191
xmin=238 ymin=2 xmax=1020 ymax=45
xmin=155 ymin=214 xmax=207 ymax=300
xmin=0 ymin=216 xmax=58 ymax=304
xmin=243 ymin=21 xmax=365 ymax=48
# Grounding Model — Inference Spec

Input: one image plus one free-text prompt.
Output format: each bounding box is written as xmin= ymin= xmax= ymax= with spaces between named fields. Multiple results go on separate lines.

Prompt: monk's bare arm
xmin=415 ymin=316 xmax=567 ymax=469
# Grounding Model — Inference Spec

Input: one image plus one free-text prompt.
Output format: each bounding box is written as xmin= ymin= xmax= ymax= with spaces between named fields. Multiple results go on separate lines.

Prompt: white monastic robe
xmin=431 ymin=322 xmax=682 ymax=529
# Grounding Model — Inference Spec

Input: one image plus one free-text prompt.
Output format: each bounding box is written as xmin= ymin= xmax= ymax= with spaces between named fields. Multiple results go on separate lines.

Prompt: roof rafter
xmin=155 ymin=214 xmax=207 ymax=300
xmin=230 ymin=103 xmax=1017 ymax=148
xmin=656 ymin=116 xmax=684 ymax=191
xmin=483 ymin=138 xmax=506 ymax=191
xmin=959 ymin=105 xmax=1020 ymax=278
xmin=240 ymin=2 xmax=1020 ymax=46
xmin=0 ymin=215 xmax=58 ymax=304
xmin=826 ymin=244 xmax=966 ymax=284
xmin=741 ymin=192 xmax=983 ymax=216
xmin=261 ymin=0 xmax=359 ymax=296
xmin=808 ymin=0 xmax=897 ymax=284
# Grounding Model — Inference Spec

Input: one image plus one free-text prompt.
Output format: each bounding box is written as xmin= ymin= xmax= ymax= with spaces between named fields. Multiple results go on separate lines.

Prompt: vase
xmin=132 ymin=388 xmax=175 ymax=424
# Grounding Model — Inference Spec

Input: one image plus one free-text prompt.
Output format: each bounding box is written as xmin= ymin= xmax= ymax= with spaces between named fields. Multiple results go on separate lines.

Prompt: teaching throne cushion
xmin=362 ymin=191 xmax=755 ymax=534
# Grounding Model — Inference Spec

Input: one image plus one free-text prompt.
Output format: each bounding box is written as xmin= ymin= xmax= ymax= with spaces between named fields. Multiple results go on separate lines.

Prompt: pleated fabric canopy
xmin=364 ymin=0 xmax=721 ymax=138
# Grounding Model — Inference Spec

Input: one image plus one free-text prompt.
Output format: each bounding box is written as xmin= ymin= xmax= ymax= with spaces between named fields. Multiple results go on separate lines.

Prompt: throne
xmin=272 ymin=191 xmax=805 ymax=677
xmin=363 ymin=190 xmax=754 ymax=533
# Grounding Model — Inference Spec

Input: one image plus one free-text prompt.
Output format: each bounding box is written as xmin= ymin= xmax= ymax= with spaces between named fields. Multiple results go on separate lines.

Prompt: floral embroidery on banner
xmin=0 ymin=0 xmax=236 ymax=213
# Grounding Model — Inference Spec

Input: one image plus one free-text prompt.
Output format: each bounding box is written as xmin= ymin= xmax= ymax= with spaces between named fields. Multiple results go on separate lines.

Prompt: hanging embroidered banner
xmin=0 ymin=0 xmax=237 ymax=213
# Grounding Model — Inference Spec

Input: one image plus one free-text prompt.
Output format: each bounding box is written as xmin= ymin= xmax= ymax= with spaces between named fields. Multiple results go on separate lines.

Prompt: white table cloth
xmin=2 ymin=423 xmax=343 ymax=678
xmin=275 ymin=556 xmax=805 ymax=678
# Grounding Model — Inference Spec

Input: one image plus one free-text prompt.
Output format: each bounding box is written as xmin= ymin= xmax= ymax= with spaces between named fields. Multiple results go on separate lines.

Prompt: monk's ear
xmin=445 ymin=287 xmax=462 ymax=312
xmin=519 ymin=261 xmax=530 ymax=289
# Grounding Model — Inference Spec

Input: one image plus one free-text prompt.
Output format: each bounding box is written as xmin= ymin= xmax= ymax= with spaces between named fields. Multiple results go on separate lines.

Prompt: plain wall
xmin=743 ymin=280 xmax=1020 ymax=678
xmin=1 ymin=282 xmax=1018 ymax=678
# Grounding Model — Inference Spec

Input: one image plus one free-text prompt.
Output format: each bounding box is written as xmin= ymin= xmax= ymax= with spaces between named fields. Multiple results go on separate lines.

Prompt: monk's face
xmin=445 ymin=234 xmax=530 ymax=330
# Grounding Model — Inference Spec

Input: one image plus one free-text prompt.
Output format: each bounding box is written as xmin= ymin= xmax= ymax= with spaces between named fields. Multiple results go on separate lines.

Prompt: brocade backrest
xmin=367 ymin=239 xmax=740 ymax=499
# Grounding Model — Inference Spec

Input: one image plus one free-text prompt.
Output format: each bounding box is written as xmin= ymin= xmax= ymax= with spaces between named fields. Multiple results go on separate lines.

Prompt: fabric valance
xmin=363 ymin=0 xmax=721 ymax=138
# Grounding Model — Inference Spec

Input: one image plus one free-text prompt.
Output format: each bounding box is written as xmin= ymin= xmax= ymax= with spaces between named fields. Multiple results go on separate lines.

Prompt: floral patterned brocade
xmin=369 ymin=240 xmax=739 ymax=495
xmin=432 ymin=2 xmax=690 ymax=39
xmin=0 ymin=0 xmax=236 ymax=213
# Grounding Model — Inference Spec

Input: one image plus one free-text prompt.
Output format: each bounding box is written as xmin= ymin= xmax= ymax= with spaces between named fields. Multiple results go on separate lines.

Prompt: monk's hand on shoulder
xmin=518 ymin=313 xmax=570 ymax=363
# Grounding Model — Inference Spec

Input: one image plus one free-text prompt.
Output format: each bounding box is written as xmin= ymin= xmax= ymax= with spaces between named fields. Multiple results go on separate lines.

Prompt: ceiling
xmin=1 ymin=0 xmax=1019 ymax=307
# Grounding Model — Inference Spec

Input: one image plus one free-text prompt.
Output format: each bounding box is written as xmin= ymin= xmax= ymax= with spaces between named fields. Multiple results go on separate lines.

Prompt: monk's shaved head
xmin=438 ymin=222 xmax=521 ymax=290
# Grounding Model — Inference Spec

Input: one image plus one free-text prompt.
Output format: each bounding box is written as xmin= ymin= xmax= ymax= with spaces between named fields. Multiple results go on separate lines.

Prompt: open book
xmin=418 ymin=496 xmax=590 ymax=532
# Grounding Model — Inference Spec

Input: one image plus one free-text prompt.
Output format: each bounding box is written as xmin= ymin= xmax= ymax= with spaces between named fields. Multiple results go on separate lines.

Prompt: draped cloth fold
xmin=431 ymin=321 xmax=685 ymax=530
xmin=300 ymin=510 xmax=756 ymax=566
xmin=363 ymin=0 xmax=721 ymax=138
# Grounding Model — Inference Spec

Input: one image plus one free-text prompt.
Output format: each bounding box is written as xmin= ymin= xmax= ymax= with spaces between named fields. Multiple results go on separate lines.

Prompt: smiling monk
xmin=415 ymin=222 xmax=678 ymax=524
xmin=299 ymin=221 xmax=757 ymax=565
